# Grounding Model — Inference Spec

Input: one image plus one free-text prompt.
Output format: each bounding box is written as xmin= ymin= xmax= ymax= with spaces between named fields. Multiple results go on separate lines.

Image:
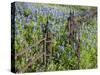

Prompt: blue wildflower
xmin=22 ymin=25 xmax=24 ymax=29
xmin=26 ymin=15 xmax=31 ymax=23
xmin=59 ymin=45 xmax=64 ymax=50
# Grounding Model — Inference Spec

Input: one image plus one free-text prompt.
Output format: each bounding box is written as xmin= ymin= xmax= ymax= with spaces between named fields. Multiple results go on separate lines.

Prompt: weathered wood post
xmin=42 ymin=23 xmax=47 ymax=66
xmin=67 ymin=11 xmax=80 ymax=69
xmin=46 ymin=16 xmax=50 ymax=66
xmin=45 ymin=16 xmax=53 ymax=66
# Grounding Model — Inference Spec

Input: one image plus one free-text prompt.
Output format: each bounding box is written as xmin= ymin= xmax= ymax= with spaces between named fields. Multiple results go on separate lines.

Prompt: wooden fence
xmin=14 ymin=9 xmax=97 ymax=72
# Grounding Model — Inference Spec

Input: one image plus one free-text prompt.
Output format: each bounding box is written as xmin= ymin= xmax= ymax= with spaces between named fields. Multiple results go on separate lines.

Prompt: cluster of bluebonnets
xmin=14 ymin=2 xmax=97 ymax=72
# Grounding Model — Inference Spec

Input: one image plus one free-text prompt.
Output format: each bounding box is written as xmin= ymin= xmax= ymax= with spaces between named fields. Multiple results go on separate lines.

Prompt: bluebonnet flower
xmin=58 ymin=11 xmax=64 ymax=17
xmin=32 ymin=7 xmax=37 ymax=14
xmin=59 ymin=45 xmax=64 ymax=51
xmin=41 ymin=7 xmax=48 ymax=14
xmin=22 ymin=25 xmax=24 ymax=29
xmin=32 ymin=8 xmax=36 ymax=14
xmin=26 ymin=15 xmax=31 ymax=23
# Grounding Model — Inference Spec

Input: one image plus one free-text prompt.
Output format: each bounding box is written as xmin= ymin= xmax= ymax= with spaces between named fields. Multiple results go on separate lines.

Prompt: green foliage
xmin=13 ymin=2 xmax=97 ymax=72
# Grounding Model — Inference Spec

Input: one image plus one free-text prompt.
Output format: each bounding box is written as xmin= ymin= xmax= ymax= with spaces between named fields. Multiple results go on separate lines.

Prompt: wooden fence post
xmin=67 ymin=11 xmax=80 ymax=69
